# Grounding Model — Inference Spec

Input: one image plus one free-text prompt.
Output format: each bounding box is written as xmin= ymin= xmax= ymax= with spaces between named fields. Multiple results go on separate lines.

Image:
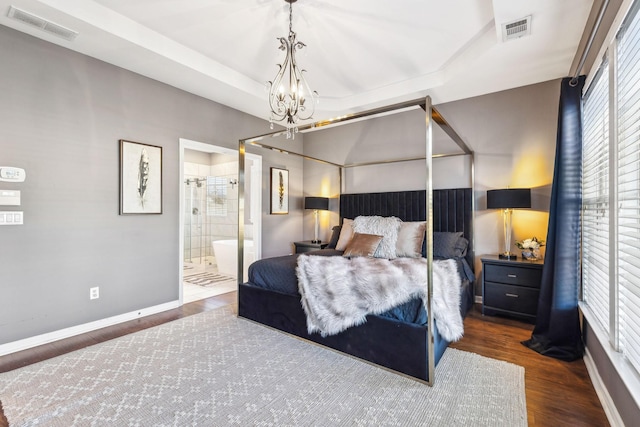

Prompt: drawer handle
xmin=507 ymin=274 xmax=517 ymax=278
xmin=505 ymin=293 xmax=519 ymax=298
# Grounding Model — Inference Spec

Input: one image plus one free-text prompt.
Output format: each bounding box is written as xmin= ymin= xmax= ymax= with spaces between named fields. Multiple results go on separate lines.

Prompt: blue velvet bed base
xmin=238 ymin=188 xmax=474 ymax=382
xmin=238 ymin=283 xmax=451 ymax=381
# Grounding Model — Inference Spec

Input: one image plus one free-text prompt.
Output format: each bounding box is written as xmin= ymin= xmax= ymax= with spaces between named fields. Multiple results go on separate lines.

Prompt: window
xmin=582 ymin=0 xmax=640 ymax=373
xmin=582 ymin=62 xmax=611 ymax=336
xmin=206 ymin=176 xmax=228 ymax=216
xmin=616 ymin=2 xmax=640 ymax=373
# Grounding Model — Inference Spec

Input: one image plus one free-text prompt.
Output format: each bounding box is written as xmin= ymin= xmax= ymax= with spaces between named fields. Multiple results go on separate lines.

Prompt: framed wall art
xmin=119 ymin=139 xmax=163 ymax=214
xmin=270 ymin=167 xmax=289 ymax=214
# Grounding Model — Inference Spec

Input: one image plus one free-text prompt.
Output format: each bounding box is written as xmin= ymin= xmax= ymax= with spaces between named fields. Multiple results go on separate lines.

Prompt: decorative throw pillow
xmin=454 ymin=236 xmax=469 ymax=257
xmin=396 ymin=221 xmax=426 ymax=258
xmin=352 ymin=216 xmax=401 ymax=259
xmin=326 ymin=225 xmax=342 ymax=249
xmin=335 ymin=218 xmax=354 ymax=251
xmin=432 ymin=231 xmax=468 ymax=258
xmin=342 ymin=233 xmax=383 ymax=258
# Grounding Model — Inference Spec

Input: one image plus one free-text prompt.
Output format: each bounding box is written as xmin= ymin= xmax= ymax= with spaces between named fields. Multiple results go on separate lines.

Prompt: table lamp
xmin=305 ymin=196 xmax=329 ymax=243
xmin=487 ymin=188 xmax=531 ymax=260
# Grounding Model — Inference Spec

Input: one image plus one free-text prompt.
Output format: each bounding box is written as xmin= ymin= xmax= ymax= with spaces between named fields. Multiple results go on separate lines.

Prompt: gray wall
xmin=437 ymin=81 xmax=559 ymax=273
xmin=584 ymin=319 xmax=640 ymax=426
xmin=251 ymin=143 xmax=304 ymax=258
xmin=301 ymin=159 xmax=341 ymax=244
xmin=0 ymin=25 xmax=302 ymax=345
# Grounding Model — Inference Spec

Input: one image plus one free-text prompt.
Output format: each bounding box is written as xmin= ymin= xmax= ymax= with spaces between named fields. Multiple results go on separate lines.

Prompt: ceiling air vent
xmin=502 ymin=16 xmax=531 ymax=42
xmin=7 ymin=5 xmax=78 ymax=41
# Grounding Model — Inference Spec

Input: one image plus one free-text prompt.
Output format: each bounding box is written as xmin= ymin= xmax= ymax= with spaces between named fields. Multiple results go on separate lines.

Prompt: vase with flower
xmin=516 ymin=237 xmax=545 ymax=261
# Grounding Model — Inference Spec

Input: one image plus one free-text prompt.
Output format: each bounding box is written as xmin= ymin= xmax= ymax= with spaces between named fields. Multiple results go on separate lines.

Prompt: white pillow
xmin=335 ymin=218 xmax=354 ymax=251
xmin=396 ymin=221 xmax=426 ymax=258
xmin=352 ymin=216 xmax=401 ymax=259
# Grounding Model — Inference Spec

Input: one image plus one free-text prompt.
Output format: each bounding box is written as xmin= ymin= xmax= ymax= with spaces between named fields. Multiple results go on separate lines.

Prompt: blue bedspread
xmin=247 ymin=249 xmax=474 ymax=326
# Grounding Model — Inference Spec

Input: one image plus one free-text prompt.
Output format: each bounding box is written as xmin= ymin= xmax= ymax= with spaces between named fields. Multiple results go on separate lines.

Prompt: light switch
xmin=0 ymin=211 xmax=23 ymax=225
xmin=0 ymin=190 xmax=20 ymax=205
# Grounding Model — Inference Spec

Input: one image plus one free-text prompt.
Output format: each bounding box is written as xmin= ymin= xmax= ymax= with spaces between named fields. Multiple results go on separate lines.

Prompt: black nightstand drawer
xmin=481 ymin=256 xmax=543 ymax=322
xmin=484 ymin=264 xmax=542 ymax=289
xmin=296 ymin=245 xmax=322 ymax=254
xmin=484 ymin=282 xmax=540 ymax=316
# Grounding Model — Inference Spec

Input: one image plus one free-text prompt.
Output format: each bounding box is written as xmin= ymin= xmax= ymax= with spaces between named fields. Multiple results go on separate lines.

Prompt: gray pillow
xmin=425 ymin=231 xmax=469 ymax=258
xmin=327 ymin=225 xmax=342 ymax=249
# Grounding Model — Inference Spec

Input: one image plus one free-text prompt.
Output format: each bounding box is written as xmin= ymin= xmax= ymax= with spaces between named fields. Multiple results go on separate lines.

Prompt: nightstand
xmin=294 ymin=241 xmax=328 ymax=254
xmin=481 ymin=255 xmax=544 ymax=322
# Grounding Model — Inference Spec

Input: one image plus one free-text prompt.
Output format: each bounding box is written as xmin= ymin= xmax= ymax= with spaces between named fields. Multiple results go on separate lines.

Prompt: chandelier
xmin=267 ymin=0 xmax=318 ymax=139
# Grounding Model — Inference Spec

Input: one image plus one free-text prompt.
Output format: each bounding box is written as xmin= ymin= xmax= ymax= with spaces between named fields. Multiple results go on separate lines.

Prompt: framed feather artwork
xmin=119 ymin=140 xmax=163 ymax=214
xmin=270 ymin=167 xmax=289 ymax=214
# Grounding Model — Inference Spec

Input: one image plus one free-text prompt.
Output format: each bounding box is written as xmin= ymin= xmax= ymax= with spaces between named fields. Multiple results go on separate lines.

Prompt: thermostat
xmin=0 ymin=167 xmax=26 ymax=182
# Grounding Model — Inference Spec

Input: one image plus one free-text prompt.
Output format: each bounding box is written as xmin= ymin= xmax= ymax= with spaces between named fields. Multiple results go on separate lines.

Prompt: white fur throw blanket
xmin=296 ymin=256 xmax=464 ymax=341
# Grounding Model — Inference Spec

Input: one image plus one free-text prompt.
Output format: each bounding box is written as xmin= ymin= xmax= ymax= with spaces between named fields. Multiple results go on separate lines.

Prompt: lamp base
xmin=499 ymin=253 xmax=518 ymax=260
xmin=311 ymin=239 xmax=322 ymax=244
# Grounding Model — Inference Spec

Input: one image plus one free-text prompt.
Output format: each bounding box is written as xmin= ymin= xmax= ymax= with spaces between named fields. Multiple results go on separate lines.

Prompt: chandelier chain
xmin=289 ymin=1 xmax=293 ymax=35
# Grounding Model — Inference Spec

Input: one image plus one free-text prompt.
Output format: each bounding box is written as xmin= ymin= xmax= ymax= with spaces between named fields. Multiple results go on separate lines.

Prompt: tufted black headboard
xmin=340 ymin=188 xmax=474 ymax=269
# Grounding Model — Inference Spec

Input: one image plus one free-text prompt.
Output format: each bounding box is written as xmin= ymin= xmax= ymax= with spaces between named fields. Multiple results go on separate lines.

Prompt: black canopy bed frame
xmin=236 ymin=96 xmax=474 ymax=385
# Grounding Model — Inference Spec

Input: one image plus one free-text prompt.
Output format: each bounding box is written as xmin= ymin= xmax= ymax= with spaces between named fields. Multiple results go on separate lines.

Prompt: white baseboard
xmin=583 ymin=348 xmax=625 ymax=427
xmin=0 ymin=300 xmax=181 ymax=357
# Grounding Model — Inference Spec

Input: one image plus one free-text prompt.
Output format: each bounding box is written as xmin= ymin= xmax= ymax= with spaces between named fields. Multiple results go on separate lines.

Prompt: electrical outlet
xmin=89 ymin=287 xmax=99 ymax=300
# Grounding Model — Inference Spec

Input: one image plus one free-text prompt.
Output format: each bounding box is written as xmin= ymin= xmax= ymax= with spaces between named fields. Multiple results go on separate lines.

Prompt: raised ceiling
xmin=0 ymin=0 xmax=593 ymax=124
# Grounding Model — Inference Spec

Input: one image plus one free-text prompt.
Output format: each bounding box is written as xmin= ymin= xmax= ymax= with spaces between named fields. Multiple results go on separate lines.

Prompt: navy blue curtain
xmin=522 ymin=76 xmax=585 ymax=361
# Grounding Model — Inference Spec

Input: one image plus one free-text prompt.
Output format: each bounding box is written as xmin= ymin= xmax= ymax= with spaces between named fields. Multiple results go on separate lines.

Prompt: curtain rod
xmin=570 ymin=0 xmax=610 ymax=86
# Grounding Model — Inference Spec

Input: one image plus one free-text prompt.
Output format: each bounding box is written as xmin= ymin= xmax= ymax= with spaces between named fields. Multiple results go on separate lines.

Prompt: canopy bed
xmin=236 ymin=97 xmax=474 ymax=385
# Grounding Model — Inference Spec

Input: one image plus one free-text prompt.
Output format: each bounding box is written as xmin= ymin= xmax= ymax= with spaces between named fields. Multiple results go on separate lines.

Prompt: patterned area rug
xmin=0 ymin=308 xmax=527 ymax=426
xmin=183 ymin=271 xmax=235 ymax=287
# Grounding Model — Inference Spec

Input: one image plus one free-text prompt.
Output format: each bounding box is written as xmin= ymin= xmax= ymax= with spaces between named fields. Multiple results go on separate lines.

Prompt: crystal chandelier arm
xmin=295 ymin=68 xmax=318 ymax=120
xmin=268 ymin=40 xmax=292 ymax=122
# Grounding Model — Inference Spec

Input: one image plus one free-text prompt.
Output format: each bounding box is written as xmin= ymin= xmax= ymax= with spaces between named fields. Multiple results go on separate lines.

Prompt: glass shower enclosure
xmin=183 ymin=177 xmax=207 ymax=265
xmin=183 ymin=176 xmax=229 ymax=266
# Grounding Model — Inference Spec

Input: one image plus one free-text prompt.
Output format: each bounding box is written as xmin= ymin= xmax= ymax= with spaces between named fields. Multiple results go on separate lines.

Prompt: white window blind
xmin=206 ymin=176 xmax=228 ymax=217
xmin=617 ymin=1 xmax=640 ymax=373
xmin=582 ymin=62 xmax=611 ymax=335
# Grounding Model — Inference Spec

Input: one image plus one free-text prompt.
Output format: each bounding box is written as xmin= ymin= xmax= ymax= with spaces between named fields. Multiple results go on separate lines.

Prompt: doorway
xmin=179 ymin=138 xmax=262 ymax=303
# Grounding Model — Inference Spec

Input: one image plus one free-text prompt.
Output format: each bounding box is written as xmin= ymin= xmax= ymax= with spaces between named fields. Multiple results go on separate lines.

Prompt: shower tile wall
xmin=210 ymin=161 xmax=241 ymax=240
xmin=184 ymin=162 xmax=211 ymax=262
xmin=184 ymin=159 xmax=241 ymax=263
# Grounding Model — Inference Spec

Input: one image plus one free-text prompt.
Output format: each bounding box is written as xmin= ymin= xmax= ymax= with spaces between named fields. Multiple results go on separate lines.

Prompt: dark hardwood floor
xmin=451 ymin=309 xmax=609 ymax=427
xmin=0 ymin=294 xmax=608 ymax=426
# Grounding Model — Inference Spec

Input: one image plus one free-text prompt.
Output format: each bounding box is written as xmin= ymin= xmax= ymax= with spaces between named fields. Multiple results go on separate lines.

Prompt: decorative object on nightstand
xmin=294 ymin=240 xmax=328 ymax=254
xmin=305 ymin=196 xmax=329 ymax=243
xmin=516 ymin=237 xmax=545 ymax=261
xmin=481 ymin=255 xmax=543 ymax=322
xmin=487 ymin=188 xmax=531 ymax=260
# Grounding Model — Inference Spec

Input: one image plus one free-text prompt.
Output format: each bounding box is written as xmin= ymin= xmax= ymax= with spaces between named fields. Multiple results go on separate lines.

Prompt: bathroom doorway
xmin=179 ymin=138 xmax=262 ymax=304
